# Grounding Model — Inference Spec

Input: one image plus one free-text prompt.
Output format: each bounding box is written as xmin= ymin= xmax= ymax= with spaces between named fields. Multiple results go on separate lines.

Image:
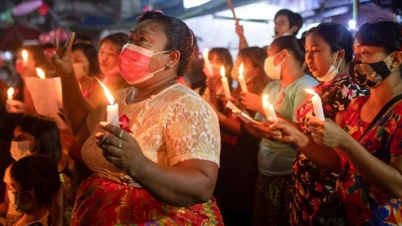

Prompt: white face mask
xmin=10 ymin=140 xmax=31 ymax=161
xmin=73 ymin=63 xmax=88 ymax=80
xmin=264 ymin=52 xmax=285 ymax=80
xmin=317 ymin=51 xmax=341 ymax=82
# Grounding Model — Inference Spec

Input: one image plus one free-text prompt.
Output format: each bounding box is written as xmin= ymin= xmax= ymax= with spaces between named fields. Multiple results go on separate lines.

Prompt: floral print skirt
xmin=70 ymin=174 xmax=224 ymax=226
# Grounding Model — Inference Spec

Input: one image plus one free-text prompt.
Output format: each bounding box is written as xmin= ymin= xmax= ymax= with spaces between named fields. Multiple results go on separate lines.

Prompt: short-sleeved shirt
xmin=291 ymin=74 xmax=368 ymax=225
xmin=255 ymin=75 xmax=317 ymax=176
xmin=81 ymin=84 xmax=221 ymax=185
xmin=339 ymin=96 xmax=402 ymax=225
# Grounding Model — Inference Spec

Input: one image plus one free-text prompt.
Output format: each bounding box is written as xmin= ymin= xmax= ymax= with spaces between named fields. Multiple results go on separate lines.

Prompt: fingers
xmin=54 ymin=32 xmax=75 ymax=57
xmin=99 ymin=121 xmax=127 ymax=141
xmin=95 ymin=133 xmax=124 ymax=155
xmin=65 ymin=32 xmax=75 ymax=52
xmin=54 ymin=35 xmax=60 ymax=54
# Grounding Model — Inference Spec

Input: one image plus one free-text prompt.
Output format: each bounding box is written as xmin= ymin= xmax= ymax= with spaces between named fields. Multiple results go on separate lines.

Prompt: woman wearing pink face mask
xmin=52 ymin=11 xmax=223 ymax=225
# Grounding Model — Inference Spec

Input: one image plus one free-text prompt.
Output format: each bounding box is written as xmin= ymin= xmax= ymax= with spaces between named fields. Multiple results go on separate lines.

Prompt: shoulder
xmin=288 ymin=75 xmax=318 ymax=93
xmin=167 ymin=85 xmax=217 ymax=114
xmin=295 ymin=75 xmax=319 ymax=87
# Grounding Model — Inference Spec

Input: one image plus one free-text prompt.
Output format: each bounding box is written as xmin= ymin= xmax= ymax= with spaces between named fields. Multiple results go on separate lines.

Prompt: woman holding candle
xmin=264 ymin=23 xmax=368 ymax=225
xmin=197 ymin=47 xmax=233 ymax=105
xmin=52 ymin=11 xmax=223 ymax=225
xmin=239 ymin=35 xmax=317 ymax=225
xmin=8 ymin=42 xmax=51 ymax=115
xmin=210 ymin=46 xmax=269 ymax=225
xmin=272 ymin=20 xmax=402 ymax=225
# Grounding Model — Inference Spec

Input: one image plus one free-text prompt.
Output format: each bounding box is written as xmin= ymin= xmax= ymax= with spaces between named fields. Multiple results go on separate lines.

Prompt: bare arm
xmin=235 ymin=23 xmax=249 ymax=50
xmin=52 ymin=33 xmax=93 ymax=143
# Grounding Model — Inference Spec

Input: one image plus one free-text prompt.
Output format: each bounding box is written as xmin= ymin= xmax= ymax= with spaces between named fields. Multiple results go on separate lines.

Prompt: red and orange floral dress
xmin=339 ymin=96 xmax=402 ymax=225
xmin=292 ymin=74 xmax=368 ymax=225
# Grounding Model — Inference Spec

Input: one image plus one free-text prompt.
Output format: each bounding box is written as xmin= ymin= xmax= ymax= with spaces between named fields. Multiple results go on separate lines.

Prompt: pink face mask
xmin=118 ymin=43 xmax=171 ymax=84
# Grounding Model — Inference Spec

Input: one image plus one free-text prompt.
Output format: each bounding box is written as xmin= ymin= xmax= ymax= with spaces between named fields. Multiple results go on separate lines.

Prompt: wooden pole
xmin=225 ymin=0 xmax=239 ymax=25
xmin=353 ymin=0 xmax=360 ymax=27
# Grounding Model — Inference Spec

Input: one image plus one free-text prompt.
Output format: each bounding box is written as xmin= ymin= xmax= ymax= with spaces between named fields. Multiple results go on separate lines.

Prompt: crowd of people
xmin=0 ymin=7 xmax=401 ymax=226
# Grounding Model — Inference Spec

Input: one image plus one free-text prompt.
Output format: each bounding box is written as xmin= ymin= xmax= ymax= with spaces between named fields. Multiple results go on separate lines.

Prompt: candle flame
xmin=305 ymin=89 xmax=316 ymax=95
xmin=239 ymin=63 xmax=244 ymax=76
xmin=36 ymin=68 xmax=46 ymax=79
xmin=220 ymin=66 xmax=225 ymax=78
xmin=203 ymin=48 xmax=209 ymax=60
xmin=22 ymin=49 xmax=28 ymax=61
xmin=97 ymin=79 xmax=114 ymax=105
xmin=7 ymin=87 xmax=14 ymax=99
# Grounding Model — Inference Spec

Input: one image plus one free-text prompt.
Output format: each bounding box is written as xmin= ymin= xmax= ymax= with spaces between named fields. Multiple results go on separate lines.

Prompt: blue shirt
xmin=255 ymin=75 xmax=318 ymax=176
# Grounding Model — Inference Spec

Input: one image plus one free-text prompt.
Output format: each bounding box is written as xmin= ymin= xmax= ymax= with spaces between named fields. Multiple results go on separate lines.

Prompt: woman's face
xmin=234 ymin=56 xmax=257 ymax=80
xmin=353 ymin=39 xmax=388 ymax=64
xmin=274 ymin=15 xmax=291 ymax=38
xmin=15 ymin=49 xmax=36 ymax=73
xmin=13 ymin=126 xmax=36 ymax=153
xmin=98 ymin=40 xmax=120 ymax=74
xmin=305 ymin=33 xmax=337 ymax=79
xmin=128 ymin=20 xmax=170 ymax=73
xmin=72 ymin=49 xmax=90 ymax=78
xmin=267 ymin=44 xmax=286 ymax=65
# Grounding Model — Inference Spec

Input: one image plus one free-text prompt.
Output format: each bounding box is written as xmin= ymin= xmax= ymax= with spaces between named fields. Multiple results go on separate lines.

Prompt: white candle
xmin=305 ymin=89 xmax=325 ymax=121
xmin=220 ymin=66 xmax=231 ymax=99
xmin=262 ymin=94 xmax=278 ymax=122
xmin=22 ymin=49 xmax=28 ymax=67
xmin=238 ymin=63 xmax=248 ymax=92
xmin=7 ymin=87 xmax=14 ymax=100
xmin=36 ymin=68 xmax=46 ymax=79
xmin=203 ymin=48 xmax=214 ymax=76
xmin=98 ymin=80 xmax=120 ymax=125
xmin=107 ymin=103 xmax=119 ymax=125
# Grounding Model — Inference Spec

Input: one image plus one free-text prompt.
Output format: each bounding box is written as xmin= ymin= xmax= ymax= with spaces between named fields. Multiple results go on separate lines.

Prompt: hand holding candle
xmin=238 ymin=63 xmax=248 ymax=92
xmin=305 ymin=89 xmax=325 ymax=121
xmin=98 ymin=80 xmax=120 ymax=125
xmin=220 ymin=66 xmax=231 ymax=99
xmin=262 ymin=94 xmax=278 ymax=122
xmin=7 ymin=87 xmax=14 ymax=100
xmin=203 ymin=48 xmax=214 ymax=76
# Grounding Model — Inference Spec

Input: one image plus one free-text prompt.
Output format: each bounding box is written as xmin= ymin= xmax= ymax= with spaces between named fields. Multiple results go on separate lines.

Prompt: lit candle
xmin=202 ymin=48 xmax=214 ymax=76
xmin=7 ymin=87 xmax=14 ymax=100
xmin=305 ymin=89 xmax=325 ymax=121
xmin=220 ymin=66 xmax=231 ymax=99
xmin=238 ymin=62 xmax=248 ymax=92
xmin=262 ymin=94 xmax=278 ymax=122
xmin=22 ymin=49 xmax=28 ymax=67
xmin=36 ymin=68 xmax=46 ymax=79
xmin=98 ymin=80 xmax=119 ymax=125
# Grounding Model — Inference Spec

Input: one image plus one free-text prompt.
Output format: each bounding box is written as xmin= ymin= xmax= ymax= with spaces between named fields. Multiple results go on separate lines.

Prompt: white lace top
xmin=81 ymin=84 xmax=221 ymax=185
